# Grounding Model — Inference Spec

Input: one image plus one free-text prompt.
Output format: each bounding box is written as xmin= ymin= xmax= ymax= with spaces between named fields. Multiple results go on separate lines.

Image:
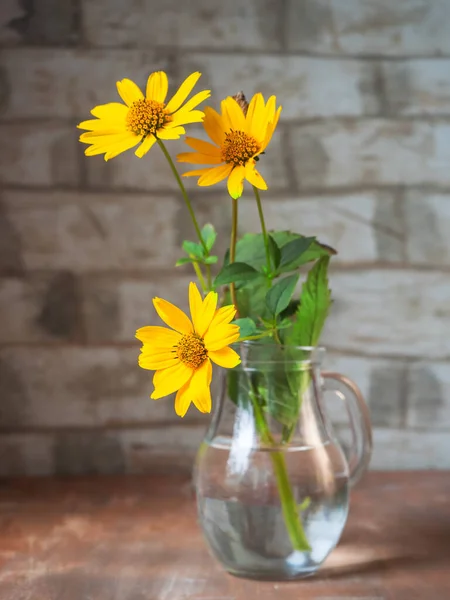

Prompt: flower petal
xmin=158 ymin=126 xmax=186 ymax=140
xmin=209 ymin=346 xmax=241 ymax=368
xmin=171 ymin=110 xmax=206 ymax=126
xmin=90 ymin=103 xmax=128 ymax=120
xmin=172 ymin=90 xmax=210 ymax=115
xmin=246 ymin=93 xmax=266 ymax=141
xmin=175 ymin=360 xmax=212 ymax=416
xmin=189 ymin=282 xmax=203 ymax=326
xmin=245 ymin=162 xmax=268 ymax=191
xmin=116 ymin=79 xmax=144 ymax=107
xmin=193 ymin=290 xmax=218 ymax=337
xmin=222 ymin=96 xmax=246 ymax=131
xmin=135 ymin=325 xmax=181 ymax=345
xmin=204 ymin=324 xmax=240 ymax=351
xmin=151 ymin=361 xmax=193 ymax=399
xmin=184 ymin=137 xmax=221 ymax=156
xmin=153 ymin=297 xmax=193 ymax=335
xmin=208 ymin=305 xmax=237 ymax=330
xmin=177 ymin=152 xmax=223 ymax=165
xmin=104 ymin=136 xmax=141 ymax=160
xmin=174 ymin=382 xmax=192 ymax=417
xmin=262 ymin=105 xmax=282 ymax=150
xmin=135 ymin=134 xmax=157 ymax=158
xmin=182 ymin=168 xmax=213 ymax=178
xmin=197 ymin=163 xmax=233 ymax=186
xmin=139 ymin=351 xmax=178 ymax=371
xmin=77 ymin=119 xmax=124 ymax=132
xmin=227 ymin=165 xmax=245 ymax=199
xmin=203 ymin=107 xmax=226 ymax=146
xmin=79 ymin=131 xmax=134 ymax=144
xmin=146 ymin=71 xmax=168 ymax=103
xmin=166 ymin=72 xmax=202 ymax=114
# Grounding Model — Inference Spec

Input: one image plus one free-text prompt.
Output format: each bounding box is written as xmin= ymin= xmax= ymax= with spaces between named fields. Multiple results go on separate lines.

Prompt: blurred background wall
xmin=0 ymin=0 xmax=449 ymax=475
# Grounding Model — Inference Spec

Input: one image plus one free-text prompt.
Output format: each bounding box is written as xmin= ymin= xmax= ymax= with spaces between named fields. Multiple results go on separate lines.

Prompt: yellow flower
xmin=136 ymin=282 xmax=241 ymax=417
xmin=177 ymin=93 xmax=282 ymax=199
xmin=77 ymin=71 xmax=210 ymax=161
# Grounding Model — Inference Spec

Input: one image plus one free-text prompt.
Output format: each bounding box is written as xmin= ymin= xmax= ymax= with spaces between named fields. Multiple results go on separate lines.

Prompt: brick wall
xmin=1 ymin=0 xmax=450 ymax=474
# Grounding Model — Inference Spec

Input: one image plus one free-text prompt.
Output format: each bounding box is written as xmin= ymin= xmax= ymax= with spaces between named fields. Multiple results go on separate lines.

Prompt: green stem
xmin=253 ymin=186 xmax=271 ymax=276
xmin=157 ymin=138 xmax=212 ymax=291
xmin=192 ymin=261 xmax=207 ymax=293
xmin=229 ymin=197 xmax=239 ymax=312
xmin=249 ymin=391 xmax=311 ymax=552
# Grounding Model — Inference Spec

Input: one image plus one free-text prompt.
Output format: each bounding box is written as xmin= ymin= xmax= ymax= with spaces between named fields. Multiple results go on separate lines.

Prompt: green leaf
xmin=280 ymin=237 xmax=315 ymax=269
xmin=265 ymin=363 xmax=301 ymax=426
xmin=235 ymin=232 xmax=298 ymax=270
xmin=278 ymin=239 xmax=336 ymax=273
xmin=233 ymin=317 xmax=257 ymax=340
xmin=214 ymin=262 xmax=261 ymax=286
xmin=201 ymin=224 xmax=217 ymax=251
xmin=279 ymin=299 xmax=300 ymax=320
xmin=175 ymin=257 xmax=198 ymax=266
xmin=182 ymin=240 xmax=204 ymax=259
xmin=204 ymin=255 xmax=218 ymax=265
xmin=286 ymin=256 xmax=331 ymax=347
xmin=267 ymin=235 xmax=281 ymax=270
xmin=265 ymin=274 xmax=299 ymax=317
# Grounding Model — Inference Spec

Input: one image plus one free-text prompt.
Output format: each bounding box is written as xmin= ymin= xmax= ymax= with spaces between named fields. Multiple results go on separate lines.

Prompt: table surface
xmin=0 ymin=472 xmax=449 ymax=599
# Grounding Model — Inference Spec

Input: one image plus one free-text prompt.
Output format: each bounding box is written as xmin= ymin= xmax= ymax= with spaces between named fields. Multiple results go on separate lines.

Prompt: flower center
xmin=221 ymin=130 xmax=260 ymax=166
xmin=126 ymin=99 xmax=171 ymax=136
xmin=176 ymin=333 xmax=208 ymax=369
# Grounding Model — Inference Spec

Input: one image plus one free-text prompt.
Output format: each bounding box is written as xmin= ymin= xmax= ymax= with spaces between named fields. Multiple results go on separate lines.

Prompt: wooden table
xmin=0 ymin=472 xmax=449 ymax=599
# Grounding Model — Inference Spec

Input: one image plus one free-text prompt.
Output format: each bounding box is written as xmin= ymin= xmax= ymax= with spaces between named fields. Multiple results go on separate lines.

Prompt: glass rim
xmin=231 ymin=341 xmax=325 ymax=366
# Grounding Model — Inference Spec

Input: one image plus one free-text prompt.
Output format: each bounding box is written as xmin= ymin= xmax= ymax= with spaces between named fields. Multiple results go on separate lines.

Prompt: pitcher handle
xmin=322 ymin=372 xmax=373 ymax=487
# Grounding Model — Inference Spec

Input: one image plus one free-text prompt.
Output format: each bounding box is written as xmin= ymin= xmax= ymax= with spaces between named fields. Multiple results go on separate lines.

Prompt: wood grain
xmin=0 ymin=472 xmax=449 ymax=599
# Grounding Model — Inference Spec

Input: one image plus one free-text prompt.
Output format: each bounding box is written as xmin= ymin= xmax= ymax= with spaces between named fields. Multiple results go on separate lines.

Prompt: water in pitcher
xmin=196 ymin=437 xmax=349 ymax=580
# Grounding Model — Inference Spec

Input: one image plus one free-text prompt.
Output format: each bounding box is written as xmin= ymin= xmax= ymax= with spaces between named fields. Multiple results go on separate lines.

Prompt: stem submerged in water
xmin=249 ymin=390 xmax=311 ymax=552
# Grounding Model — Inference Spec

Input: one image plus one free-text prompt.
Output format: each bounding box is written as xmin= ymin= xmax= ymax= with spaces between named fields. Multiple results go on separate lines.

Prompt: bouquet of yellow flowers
xmin=78 ymin=70 xmax=367 ymax=580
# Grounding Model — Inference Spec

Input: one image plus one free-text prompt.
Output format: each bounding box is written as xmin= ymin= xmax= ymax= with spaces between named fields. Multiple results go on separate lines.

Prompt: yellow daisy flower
xmin=136 ymin=282 xmax=241 ymax=417
xmin=77 ymin=71 xmax=210 ymax=161
xmin=177 ymin=93 xmax=282 ymax=199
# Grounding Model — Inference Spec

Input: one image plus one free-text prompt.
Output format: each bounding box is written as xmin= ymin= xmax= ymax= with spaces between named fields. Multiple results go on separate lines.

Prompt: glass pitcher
xmin=194 ymin=343 xmax=372 ymax=581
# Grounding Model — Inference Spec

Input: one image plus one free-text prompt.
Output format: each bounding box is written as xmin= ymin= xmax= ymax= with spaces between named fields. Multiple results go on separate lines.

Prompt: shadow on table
xmin=318 ymin=508 xmax=450 ymax=580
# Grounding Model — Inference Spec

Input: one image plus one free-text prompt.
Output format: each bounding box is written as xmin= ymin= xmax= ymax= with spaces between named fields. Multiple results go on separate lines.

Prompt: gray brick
xmin=54 ymin=432 xmax=126 ymax=476
xmin=0 ymin=346 xmax=205 ymax=427
xmin=322 ymin=270 xmax=450 ymax=359
xmin=0 ymin=273 xmax=82 ymax=344
xmin=0 ymin=49 xmax=171 ymax=120
xmin=2 ymin=191 xmax=181 ymax=271
xmin=371 ymin=428 xmax=450 ymax=469
xmin=0 ymin=0 xmax=27 ymax=44
xmin=383 ymin=60 xmax=450 ymax=116
xmin=82 ymin=0 xmax=282 ymax=50
xmin=0 ymin=434 xmax=54 ymax=476
xmin=238 ymin=192 xmax=403 ymax=264
xmin=287 ymin=0 xmax=450 ymax=57
xmin=7 ymin=0 xmax=80 ymax=45
xmin=324 ymin=354 xmax=406 ymax=428
xmin=81 ymin=274 xmax=192 ymax=343
xmin=0 ymin=124 xmax=79 ymax=186
xmin=120 ymin=425 xmax=205 ymax=474
xmin=406 ymin=362 xmax=450 ymax=430
xmin=289 ymin=120 xmax=450 ymax=189
xmin=0 ymin=199 xmax=25 ymax=275
xmin=405 ymin=191 xmax=450 ymax=266
xmin=179 ymin=53 xmax=380 ymax=119
xmin=0 ymin=425 xmax=205 ymax=476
